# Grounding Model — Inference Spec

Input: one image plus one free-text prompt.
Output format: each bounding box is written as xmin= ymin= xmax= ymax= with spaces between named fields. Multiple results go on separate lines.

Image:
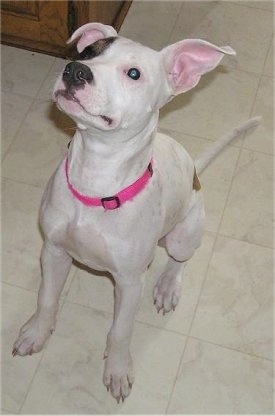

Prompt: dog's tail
xmin=195 ymin=116 xmax=262 ymax=175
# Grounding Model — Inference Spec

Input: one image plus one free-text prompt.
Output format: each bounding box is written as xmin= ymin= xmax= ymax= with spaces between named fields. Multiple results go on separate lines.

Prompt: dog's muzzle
xmin=62 ymin=62 xmax=93 ymax=88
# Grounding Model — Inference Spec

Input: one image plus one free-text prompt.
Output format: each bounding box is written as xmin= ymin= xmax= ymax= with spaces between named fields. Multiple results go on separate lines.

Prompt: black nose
xmin=62 ymin=62 xmax=93 ymax=88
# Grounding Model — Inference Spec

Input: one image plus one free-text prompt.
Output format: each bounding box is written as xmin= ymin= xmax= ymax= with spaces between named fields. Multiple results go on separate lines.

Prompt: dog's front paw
xmin=103 ymin=351 xmax=134 ymax=403
xmin=153 ymin=272 xmax=181 ymax=314
xmin=12 ymin=312 xmax=55 ymax=357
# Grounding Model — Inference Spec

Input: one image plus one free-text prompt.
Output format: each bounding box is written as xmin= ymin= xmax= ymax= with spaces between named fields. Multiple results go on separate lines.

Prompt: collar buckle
xmin=101 ymin=195 xmax=121 ymax=210
xmin=148 ymin=161 xmax=153 ymax=177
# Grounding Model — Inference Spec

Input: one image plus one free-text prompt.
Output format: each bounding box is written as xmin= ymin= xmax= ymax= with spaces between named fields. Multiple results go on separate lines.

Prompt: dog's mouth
xmin=54 ymin=89 xmax=113 ymax=126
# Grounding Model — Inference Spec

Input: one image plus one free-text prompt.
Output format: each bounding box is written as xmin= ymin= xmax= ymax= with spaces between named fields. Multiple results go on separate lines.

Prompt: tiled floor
xmin=1 ymin=1 xmax=273 ymax=414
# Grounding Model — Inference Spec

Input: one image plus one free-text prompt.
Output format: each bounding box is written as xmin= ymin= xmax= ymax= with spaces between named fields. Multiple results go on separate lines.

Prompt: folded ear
xmin=67 ymin=22 xmax=118 ymax=53
xmin=162 ymin=39 xmax=236 ymax=95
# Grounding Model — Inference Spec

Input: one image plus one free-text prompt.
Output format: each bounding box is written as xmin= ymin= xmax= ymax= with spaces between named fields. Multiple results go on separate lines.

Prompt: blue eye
xmin=127 ymin=68 xmax=141 ymax=80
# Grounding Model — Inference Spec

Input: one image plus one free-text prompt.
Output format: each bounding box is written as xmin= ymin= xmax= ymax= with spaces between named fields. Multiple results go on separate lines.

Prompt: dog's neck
xmin=67 ymin=112 xmax=158 ymax=197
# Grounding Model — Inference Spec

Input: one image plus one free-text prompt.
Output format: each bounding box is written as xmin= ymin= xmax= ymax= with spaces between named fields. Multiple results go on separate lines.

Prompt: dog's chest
xmin=65 ymin=213 xmax=112 ymax=270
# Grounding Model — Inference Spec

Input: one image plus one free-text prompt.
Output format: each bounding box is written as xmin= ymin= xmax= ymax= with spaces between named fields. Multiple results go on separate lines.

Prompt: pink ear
xmin=162 ymin=39 xmax=236 ymax=94
xmin=67 ymin=22 xmax=117 ymax=53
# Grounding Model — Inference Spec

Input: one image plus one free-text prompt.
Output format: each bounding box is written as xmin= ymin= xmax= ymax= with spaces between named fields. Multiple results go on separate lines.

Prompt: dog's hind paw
xmin=153 ymin=272 xmax=181 ymax=314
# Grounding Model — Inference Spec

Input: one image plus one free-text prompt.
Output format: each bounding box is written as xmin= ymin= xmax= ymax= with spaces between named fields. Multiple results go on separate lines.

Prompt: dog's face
xmin=53 ymin=36 xmax=169 ymax=131
xmin=53 ymin=22 xmax=235 ymax=132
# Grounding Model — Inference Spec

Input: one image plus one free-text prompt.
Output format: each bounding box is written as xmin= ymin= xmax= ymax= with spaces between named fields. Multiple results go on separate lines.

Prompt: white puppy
xmin=13 ymin=22 xmax=259 ymax=402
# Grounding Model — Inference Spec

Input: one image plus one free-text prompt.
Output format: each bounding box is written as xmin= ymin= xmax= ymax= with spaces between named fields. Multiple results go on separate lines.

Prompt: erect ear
xmin=162 ymin=39 xmax=236 ymax=95
xmin=67 ymin=22 xmax=118 ymax=53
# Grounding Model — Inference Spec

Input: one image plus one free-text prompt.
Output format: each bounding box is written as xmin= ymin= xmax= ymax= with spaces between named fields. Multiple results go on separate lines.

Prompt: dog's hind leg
xmin=154 ymin=194 xmax=205 ymax=314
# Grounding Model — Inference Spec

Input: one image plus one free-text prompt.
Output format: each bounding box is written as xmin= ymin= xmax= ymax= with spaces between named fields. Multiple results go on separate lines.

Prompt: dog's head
xmin=53 ymin=22 xmax=235 ymax=132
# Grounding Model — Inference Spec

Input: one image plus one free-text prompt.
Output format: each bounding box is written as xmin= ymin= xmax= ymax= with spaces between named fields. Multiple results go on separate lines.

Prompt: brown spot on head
xmin=75 ymin=37 xmax=117 ymax=61
xmin=193 ymin=168 xmax=201 ymax=191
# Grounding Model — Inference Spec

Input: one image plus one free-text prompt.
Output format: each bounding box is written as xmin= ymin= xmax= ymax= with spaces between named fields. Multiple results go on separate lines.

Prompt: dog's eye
xmin=127 ymin=68 xmax=141 ymax=80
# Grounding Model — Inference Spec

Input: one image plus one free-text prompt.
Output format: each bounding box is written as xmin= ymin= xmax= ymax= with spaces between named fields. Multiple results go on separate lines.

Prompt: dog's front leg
xmin=13 ymin=242 xmax=72 ymax=356
xmin=103 ymin=277 xmax=145 ymax=402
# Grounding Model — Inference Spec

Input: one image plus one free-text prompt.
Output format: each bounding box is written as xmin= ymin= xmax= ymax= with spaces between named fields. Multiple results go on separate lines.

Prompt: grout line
xmin=64 ymin=298 xmax=188 ymax=339
xmin=2 ymin=280 xmax=38 ymax=294
xmin=231 ymin=0 xmax=274 ymax=13
xmin=1 ymin=409 xmax=13 ymax=415
xmin=2 ymin=269 xmax=80 ymax=302
xmin=164 ymin=229 xmax=221 ymax=411
xmin=1 ymin=175 xmax=46 ymax=190
xmin=1 ymin=101 xmax=34 ymax=163
xmin=33 ymin=56 xmax=58 ymax=99
xmin=203 ymin=228 xmax=274 ymax=250
xmin=57 ymin=299 xmax=114 ymax=322
xmin=214 ymin=231 xmax=273 ymax=250
xmin=241 ymin=143 xmax=274 ymax=157
xmin=186 ymin=334 xmax=273 ymax=362
xmin=17 ymin=340 xmax=48 ymax=414
xmin=159 ymin=125 xmax=245 ymax=147
xmin=18 ymin=350 xmax=50 ymax=414
xmin=58 ymin=267 xmax=79 ymax=308
xmin=164 ymin=331 xmax=192 ymax=414
xmin=166 ymin=1 xmax=185 ymax=44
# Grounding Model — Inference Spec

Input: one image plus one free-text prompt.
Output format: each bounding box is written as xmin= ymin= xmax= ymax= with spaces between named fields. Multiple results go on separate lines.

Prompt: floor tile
xmin=167 ymin=337 xmax=273 ymax=414
xmin=159 ymin=68 xmax=259 ymax=140
xmin=191 ymin=236 xmax=273 ymax=359
xmin=1 ymin=91 xmax=33 ymax=158
xmin=2 ymin=284 xmax=43 ymax=413
xmin=169 ymin=1 xmax=273 ymax=75
xmin=1 ymin=45 xmax=55 ymax=98
xmin=243 ymin=76 xmax=273 ymax=154
xmin=21 ymin=302 xmax=186 ymax=414
xmin=2 ymin=99 xmax=73 ymax=188
xmin=119 ymin=1 xmax=182 ymax=50
xmin=220 ymin=149 xmax=273 ymax=247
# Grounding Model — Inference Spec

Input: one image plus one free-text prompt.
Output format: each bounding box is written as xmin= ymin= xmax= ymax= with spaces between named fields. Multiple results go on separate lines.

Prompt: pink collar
xmin=65 ymin=156 xmax=153 ymax=210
